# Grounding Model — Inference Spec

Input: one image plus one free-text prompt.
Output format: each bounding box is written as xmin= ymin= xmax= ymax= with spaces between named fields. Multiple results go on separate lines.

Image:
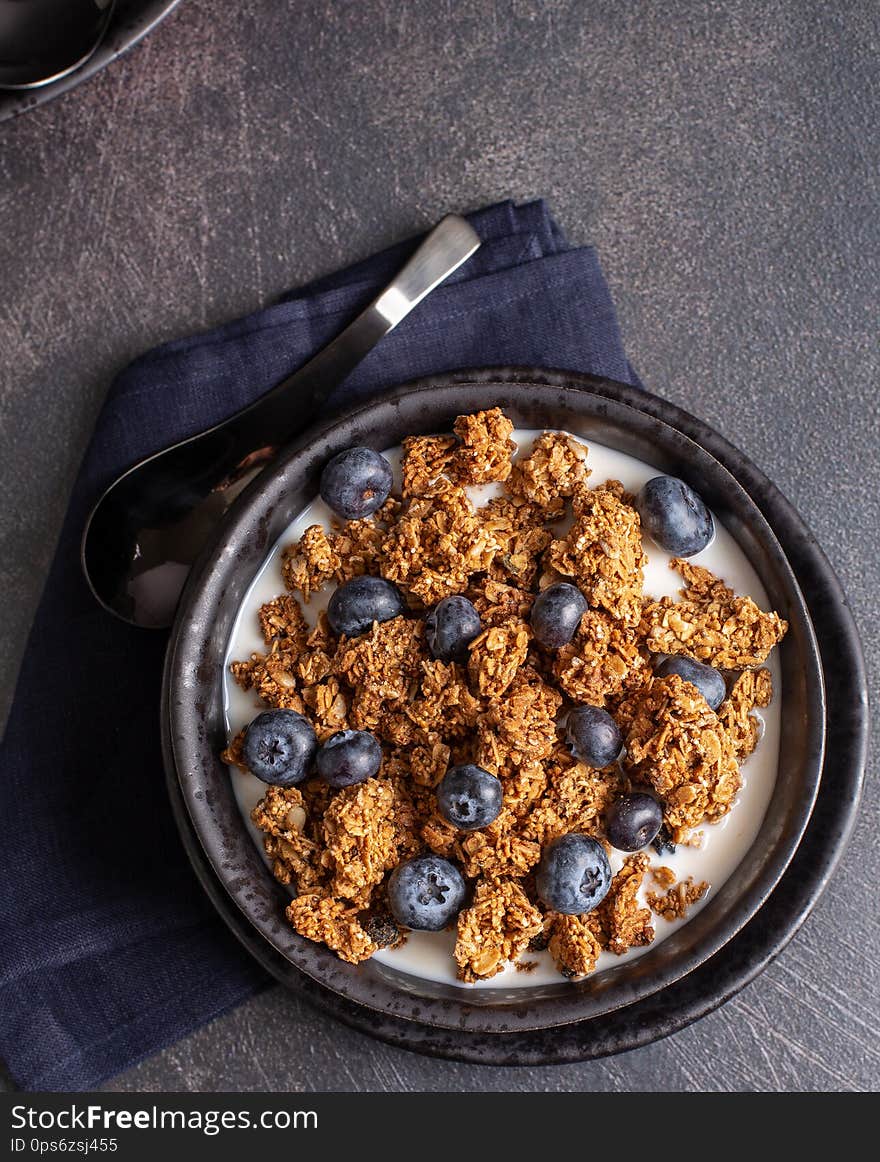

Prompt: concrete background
xmin=1 ymin=0 xmax=877 ymax=1091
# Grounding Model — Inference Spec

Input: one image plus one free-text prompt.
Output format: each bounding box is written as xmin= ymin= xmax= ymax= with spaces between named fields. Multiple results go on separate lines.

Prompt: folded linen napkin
xmin=0 ymin=200 xmax=638 ymax=1091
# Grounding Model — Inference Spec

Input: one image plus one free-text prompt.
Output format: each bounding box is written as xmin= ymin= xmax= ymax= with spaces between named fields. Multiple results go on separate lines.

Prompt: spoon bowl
xmin=0 ymin=0 xmax=116 ymax=89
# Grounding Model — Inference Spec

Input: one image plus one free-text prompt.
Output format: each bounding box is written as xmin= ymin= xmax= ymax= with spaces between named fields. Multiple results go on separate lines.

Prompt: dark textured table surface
xmin=1 ymin=1 xmax=877 ymax=1093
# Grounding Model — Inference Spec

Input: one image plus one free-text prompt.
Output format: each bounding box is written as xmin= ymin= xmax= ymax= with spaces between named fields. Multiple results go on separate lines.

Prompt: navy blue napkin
xmin=0 ymin=200 xmax=638 ymax=1091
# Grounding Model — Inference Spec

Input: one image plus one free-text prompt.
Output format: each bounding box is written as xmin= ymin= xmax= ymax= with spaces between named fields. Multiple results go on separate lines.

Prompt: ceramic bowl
xmin=162 ymin=369 xmax=825 ymax=1033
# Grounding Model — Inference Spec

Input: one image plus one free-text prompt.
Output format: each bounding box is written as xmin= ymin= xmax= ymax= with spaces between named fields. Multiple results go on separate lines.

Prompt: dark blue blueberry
xmin=606 ymin=793 xmax=664 ymax=852
xmin=387 ymin=854 xmax=467 ymax=931
xmin=242 ymin=709 xmax=317 ymax=786
xmin=535 ymin=833 xmax=612 ymax=915
xmin=425 ymin=595 xmax=482 ymax=663
xmin=316 ymin=729 xmax=382 ymax=788
xmin=565 ymin=705 xmax=623 ymax=768
xmin=637 ymin=476 xmax=715 ymax=556
xmin=326 ymin=575 xmax=405 ymax=637
xmin=437 ymin=764 xmax=503 ymax=830
xmin=655 ymin=655 xmax=727 ymax=710
xmin=530 ymin=582 xmax=588 ymax=648
xmin=319 ymin=446 xmax=393 ymax=521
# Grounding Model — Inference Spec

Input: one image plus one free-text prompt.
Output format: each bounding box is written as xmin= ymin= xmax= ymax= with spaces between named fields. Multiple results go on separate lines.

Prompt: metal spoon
xmin=82 ymin=214 xmax=481 ymax=629
xmin=0 ymin=0 xmax=116 ymax=89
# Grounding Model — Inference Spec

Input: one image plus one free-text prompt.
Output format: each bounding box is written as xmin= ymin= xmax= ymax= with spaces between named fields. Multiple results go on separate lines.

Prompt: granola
xmin=642 ymin=559 xmax=787 ymax=668
xmin=321 ymin=777 xmax=411 ymax=903
xmin=286 ymin=894 xmax=377 ymax=964
xmin=454 ymin=878 xmax=543 ymax=981
xmin=506 ymin=430 xmax=590 ymax=509
xmin=281 ymin=524 xmax=342 ymax=602
xmin=548 ymin=913 xmax=603 ymax=978
xmin=381 ymin=482 xmax=503 ymax=605
xmin=718 ymin=667 xmax=773 ymax=760
xmin=400 ymin=408 xmax=516 ymax=493
xmin=597 ymin=853 xmax=655 ymax=955
xmin=224 ymin=411 xmax=787 ymax=980
xmin=621 ymin=674 xmax=741 ymax=837
xmin=647 ymin=874 xmax=710 ymax=921
xmin=552 ymin=610 xmax=650 ymax=705
xmin=547 ymin=485 xmax=646 ymax=626
xmin=450 ymin=408 xmax=516 ymax=486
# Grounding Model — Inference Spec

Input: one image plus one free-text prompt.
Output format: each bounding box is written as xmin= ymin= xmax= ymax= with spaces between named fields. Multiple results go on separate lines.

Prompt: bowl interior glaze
xmin=164 ymin=371 xmax=825 ymax=1032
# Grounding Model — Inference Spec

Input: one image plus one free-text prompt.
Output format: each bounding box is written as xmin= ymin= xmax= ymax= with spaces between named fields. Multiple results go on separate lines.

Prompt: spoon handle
xmin=81 ymin=215 xmax=481 ymax=628
xmin=247 ymin=214 xmax=480 ymax=435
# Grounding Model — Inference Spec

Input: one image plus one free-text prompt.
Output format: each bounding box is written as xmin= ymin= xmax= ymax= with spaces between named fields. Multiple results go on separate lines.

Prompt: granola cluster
xmin=224 ymin=409 xmax=787 ymax=980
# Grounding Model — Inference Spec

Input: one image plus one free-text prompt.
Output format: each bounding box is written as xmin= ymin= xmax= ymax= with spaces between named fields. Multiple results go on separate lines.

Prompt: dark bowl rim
xmin=163 ymin=367 xmax=826 ymax=1034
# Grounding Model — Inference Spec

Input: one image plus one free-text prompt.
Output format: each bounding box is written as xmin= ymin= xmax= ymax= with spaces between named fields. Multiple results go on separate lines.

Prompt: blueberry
xmin=425 ymin=595 xmax=482 ymax=663
xmin=655 ymin=655 xmax=726 ymax=710
xmin=565 ymin=706 xmax=623 ymax=768
xmin=437 ymin=764 xmax=503 ymax=830
xmin=327 ymin=575 xmax=405 ymax=637
xmin=242 ymin=709 xmax=317 ymax=786
xmin=387 ymin=854 xmax=467 ymax=931
xmin=535 ymin=834 xmax=612 ymax=915
xmin=316 ymin=729 xmax=382 ymax=788
xmin=530 ymin=582 xmax=588 ymax=648
xmin=606 ymin=793 xmax=664 ymax=851
xmin=319 ymin=446 xmax=393 ymax=521
xmin=637 ymin=476 xmax=715 ymax=556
